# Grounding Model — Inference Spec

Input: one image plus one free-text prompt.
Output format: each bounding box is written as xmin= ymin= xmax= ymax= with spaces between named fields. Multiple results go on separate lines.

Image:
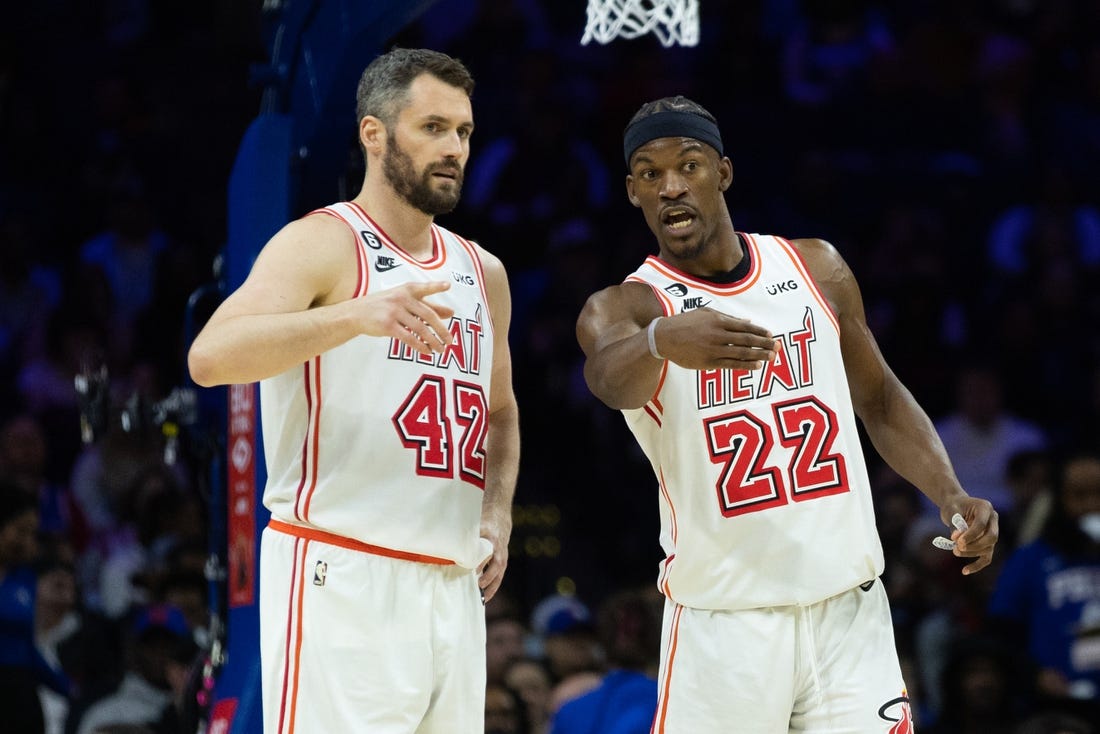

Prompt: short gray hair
xmin=355 ymin=47 xmax=474 ymax=128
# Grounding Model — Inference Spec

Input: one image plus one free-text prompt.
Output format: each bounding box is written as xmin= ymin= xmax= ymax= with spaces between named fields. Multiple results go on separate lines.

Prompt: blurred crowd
xmin=2 ymin=0 xmax=1100 ymax=732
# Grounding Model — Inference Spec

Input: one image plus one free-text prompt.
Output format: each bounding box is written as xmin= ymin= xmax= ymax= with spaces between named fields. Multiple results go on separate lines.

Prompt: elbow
xmin=187 ymin=343 xmax=221 ymax=388
xmin=585 ymin=373 xmax=648 ymax=412
xmin=580 ymin=340 xmax=659 ymax=409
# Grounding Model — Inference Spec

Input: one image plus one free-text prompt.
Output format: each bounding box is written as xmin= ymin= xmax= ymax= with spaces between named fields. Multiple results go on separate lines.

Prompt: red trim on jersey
xmin=658 ymin=554 xmax=674 ymax=596
xmin=307 ymin=206 xmax=370 ymax=306
xmin=348 ymin=201 xmax=447 ymax=268
xmin=300 ymin=356 xmax=322 ymax=519
xmin=771 ymin=235 xmax=841 ymax=334
xmin=293 ymin=357 xmax=321 ymax=521
xmin=353 ymin=225 xmax=367 ymax=297
xmin=622 ymin=279 xmax=673 ymax=408
xmin=292 ymin=362 xmax=311 ymax=522
xmin=623 ymin=277 xmax=676 ymax=317
xmin=269 ymin=519 xmax=457 ymax=566
xmin=654 ymin=603 xmax=684 ymax=733
xmin=641 ymin=237 xmax=762 ymax=295
xmin=452 ymin=230 xmax=495 ymax=336
xmin=427 ymin=225 xmax=446 ymax=271
xmin=652 ymin=365 xmax=668 ymax=410
xmin=658 ymin=467 xmax=678 ymax=545
xmin=640 ymin=363 xmax=668 ymax=427
xmin=287 ymin=539 xmax=310 ymax=733
xmin=276 ymin=537 xmax=302 ymax=734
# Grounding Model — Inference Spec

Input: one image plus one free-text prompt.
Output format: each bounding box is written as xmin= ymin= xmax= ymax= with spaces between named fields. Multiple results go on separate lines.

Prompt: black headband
xmin=623 ymin=110 xmax=724 ymax=168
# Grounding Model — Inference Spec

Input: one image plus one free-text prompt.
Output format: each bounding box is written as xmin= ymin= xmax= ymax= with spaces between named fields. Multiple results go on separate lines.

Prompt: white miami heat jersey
xmin=260 ymin=201 xmax=494 ymax=569
xmin=624 ymin=234 xmax=884 ymax=610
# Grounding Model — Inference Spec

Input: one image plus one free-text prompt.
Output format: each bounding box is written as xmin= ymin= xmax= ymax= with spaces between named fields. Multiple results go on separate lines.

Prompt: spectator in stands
xmin=487 ymin=612 xmax=529 ymax=688
xmin=0 ymin=481 xmax=70 ymax=734
xmin=933 ymin=363 xmax=1047 ymax=516
xmin=0 ymin=413 xmax=84 ymax=544
xmin=530 ymin=593 xmax=603 ymax=685
xmin=503 ymin=658 xmax=553 ymax=734
xmin=1003 ymin=449 xmax=1055 ymax=549
xmin=925 ymin=637 xmax=1026 ymax=734
xmin=988 ymin=453 xmax=1100 ymax=710
xmin=549 ymin=587 xmax=660 ymax=734
xmin=1013 ymin=710 xmax=1096 ymax=734
xmin=486 ymin=681 xmax=528 ymax=734
xmin=73 ymin=604 xmax=195 ymax=734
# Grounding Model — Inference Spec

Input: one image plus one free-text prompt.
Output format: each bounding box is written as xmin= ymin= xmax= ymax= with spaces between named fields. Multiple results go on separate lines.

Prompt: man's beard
xmin=383 ymin=133 xmax=463 ymax=216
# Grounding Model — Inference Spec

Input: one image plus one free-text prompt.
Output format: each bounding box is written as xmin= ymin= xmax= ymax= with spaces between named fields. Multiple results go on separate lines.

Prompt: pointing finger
xmin=407 ymin=280 xmax=451 ymax=298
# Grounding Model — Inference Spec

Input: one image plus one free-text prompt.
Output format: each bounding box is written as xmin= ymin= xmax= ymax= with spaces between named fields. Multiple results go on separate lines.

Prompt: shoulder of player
xmin=785 ymin=236 xmax=840 ymax=261
xmin=254 ymin=211 xmax=357 ymax=296
xmin=454 ymin=237 xmax=508 ymax=293
xmin=454 ymin=237 xmax=513 ymax=320
xmin=786 ymin=236 xmax=853 ymax=283
xmin=465 ymin=238 xmax=505 ymax=277
xmin=267 ymin=211 xmax=356 ymax=258
xmin=785 ymin=236 xmax=864 ymax=318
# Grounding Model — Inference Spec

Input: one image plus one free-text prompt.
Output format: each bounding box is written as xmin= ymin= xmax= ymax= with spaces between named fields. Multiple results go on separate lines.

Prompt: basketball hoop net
xmin=581 ymin=0 xmax=699 ymax=47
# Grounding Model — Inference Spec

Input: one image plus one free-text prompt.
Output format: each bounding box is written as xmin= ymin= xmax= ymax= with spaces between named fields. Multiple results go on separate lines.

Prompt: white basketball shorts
xmin=652 ymin=579 xmax=913 ymax=733
xmin=259 ymin=520 xmax=487 ymax=734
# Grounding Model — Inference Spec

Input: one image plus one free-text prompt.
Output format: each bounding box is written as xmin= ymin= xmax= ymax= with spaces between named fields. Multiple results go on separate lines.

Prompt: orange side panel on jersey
xmin=653 ymin=603 xmax=684 ymax=733
xmin=269 ymin=519 xmax=456 ymax=566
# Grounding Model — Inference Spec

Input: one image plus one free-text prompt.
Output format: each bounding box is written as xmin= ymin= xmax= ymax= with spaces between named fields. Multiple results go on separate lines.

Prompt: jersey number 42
xmin=393 ymin=374 xmax=488 ymax=490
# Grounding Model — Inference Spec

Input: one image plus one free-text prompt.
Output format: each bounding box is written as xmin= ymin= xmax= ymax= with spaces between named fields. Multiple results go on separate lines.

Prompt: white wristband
xmin=646 ymin=317 xmax=665 ymax=360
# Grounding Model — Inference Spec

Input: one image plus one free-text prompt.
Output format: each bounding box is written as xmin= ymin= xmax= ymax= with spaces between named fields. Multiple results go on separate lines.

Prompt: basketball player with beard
xmin=189 ymin=48 xmax=519 ymax=733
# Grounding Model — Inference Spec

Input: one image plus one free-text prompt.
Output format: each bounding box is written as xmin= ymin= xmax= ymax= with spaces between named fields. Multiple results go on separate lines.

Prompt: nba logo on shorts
xmin=313 ymin=560 xmax=328 ymax=587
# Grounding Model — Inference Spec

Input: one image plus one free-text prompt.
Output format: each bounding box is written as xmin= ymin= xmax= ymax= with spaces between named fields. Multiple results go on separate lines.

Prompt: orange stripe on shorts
xmin=268 ymin=519 xmax=455 ymax=565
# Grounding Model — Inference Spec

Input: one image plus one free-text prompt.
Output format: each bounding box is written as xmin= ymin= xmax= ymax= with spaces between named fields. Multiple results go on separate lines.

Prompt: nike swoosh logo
xmin=374 ymin=261 xmax=401 ymax=272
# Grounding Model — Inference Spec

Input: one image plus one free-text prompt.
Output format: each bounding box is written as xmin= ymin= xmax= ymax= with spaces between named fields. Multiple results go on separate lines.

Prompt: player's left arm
xmin=475 ymin=244 xmax=520 ymax=602
xmin=792 ymin=237 xmax=998 ymax=574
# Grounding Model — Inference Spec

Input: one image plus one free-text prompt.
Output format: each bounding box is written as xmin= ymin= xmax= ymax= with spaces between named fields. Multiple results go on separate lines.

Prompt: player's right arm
xmin=577 ymin=282 xmax=666 ymax=410
xmin=577 ymin=282 xmax=776 ymax=410
xmin=188 ymin=214 xmax=454 ymax=387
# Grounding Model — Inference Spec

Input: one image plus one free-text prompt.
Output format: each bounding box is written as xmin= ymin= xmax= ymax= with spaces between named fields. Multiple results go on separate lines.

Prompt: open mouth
xmin=662 ymin=207 xmax=696 ymax=231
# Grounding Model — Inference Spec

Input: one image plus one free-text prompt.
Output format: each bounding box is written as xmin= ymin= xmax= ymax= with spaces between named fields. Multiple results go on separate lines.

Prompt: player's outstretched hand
xmin=654 ymin=308 xmax=777 ymax=371
xmin=934 ymin=498 xmax=999 ymax=575
xmin=477 ymin=506 xmax=511 ymax=604
xmin=359 ymin=281 xmax=455 ymax=355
